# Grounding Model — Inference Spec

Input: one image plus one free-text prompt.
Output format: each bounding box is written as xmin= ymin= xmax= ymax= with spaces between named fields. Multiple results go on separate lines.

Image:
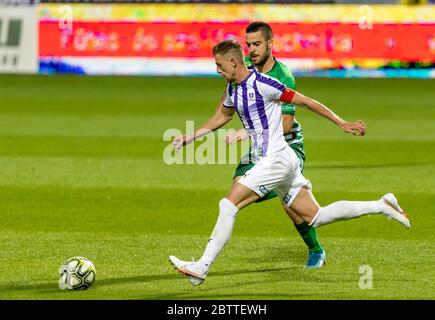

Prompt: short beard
xmin=253 ymin=50 xmax=270 ymax=69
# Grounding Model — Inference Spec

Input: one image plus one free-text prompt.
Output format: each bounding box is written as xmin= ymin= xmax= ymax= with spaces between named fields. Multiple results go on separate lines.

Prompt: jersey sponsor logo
xmin=283 ymin=193 xmax=292 ymax=204
xmin=259 ymin=185 xmax=269 ymax=195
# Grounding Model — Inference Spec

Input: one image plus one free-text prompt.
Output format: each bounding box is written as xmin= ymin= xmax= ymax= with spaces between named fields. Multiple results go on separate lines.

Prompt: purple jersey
xmin=223 ymin=69 xmax=289 ymax=161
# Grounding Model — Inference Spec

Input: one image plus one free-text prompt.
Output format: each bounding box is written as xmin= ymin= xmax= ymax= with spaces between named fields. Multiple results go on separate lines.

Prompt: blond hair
xmin=212 ymin=39 xmax=244 ymax=63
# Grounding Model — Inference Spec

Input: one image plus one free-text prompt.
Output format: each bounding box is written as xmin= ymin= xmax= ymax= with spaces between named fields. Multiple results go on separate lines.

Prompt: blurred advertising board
xmin=0 ymin=1 xmax=38 ymax=73
xmin=38 ymin=3 xmax=435 ymax=77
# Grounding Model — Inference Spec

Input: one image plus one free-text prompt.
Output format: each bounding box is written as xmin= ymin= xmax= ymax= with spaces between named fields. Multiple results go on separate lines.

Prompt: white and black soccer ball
xmin=59 ymin=256 xmax=96 ymax=290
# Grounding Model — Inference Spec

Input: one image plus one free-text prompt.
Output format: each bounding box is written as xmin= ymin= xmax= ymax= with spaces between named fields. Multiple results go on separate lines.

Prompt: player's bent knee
xmin=282 ymin=204 xmax=306 ymax=224
xmin=219 ymin=198 xmax=239 ymax=217
xmin=308 ymin=208 xmax=323 ymax=227
xmin=288 ymin=187 xmax=321 ymax=223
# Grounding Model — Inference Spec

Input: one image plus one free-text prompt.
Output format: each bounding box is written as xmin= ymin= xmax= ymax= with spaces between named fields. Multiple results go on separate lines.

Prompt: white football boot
xmin=169 ymin=255 xmax=208 ymax=286
xmin=380 ymin=193 xmax=410 ymax=229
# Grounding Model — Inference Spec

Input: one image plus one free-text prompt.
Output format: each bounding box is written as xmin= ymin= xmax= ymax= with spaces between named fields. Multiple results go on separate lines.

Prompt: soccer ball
xmin=58 ymin=256 xmax=96 ymax=290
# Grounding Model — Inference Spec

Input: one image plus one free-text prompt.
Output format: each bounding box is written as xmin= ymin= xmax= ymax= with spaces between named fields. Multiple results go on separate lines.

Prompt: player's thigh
xmin=232 ymin=155 xmax=291 ymax=209
xmin=231 ymin=176 xmax=242 ymax=188
xmin=289 ymin=187 xmax=321 ymax=224
xmin=225 ymin=181 xmax=260 ymax=210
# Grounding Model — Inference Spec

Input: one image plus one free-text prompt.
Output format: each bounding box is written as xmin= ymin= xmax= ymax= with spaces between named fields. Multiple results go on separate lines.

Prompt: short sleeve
xmin=269 ymin=61 xmax=296 ymax=114
xmin=279 ymin=74 xmax=296 ymax=114
xmin=256 ymin=74 xmax=285 ymax=101
xmin=223 ymin=83 xmax=235 ymax=108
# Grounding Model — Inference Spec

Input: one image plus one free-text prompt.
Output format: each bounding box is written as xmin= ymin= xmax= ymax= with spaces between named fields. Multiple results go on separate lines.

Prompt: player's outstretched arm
xmin=173 ymin=102 xmax=236 ymax=151
xmin=288 ymin=90 xmax=366 ymax=136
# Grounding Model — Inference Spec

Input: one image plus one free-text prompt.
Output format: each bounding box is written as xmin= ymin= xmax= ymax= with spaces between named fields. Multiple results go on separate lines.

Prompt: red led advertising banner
xmin=39 ymin=21 xmax=435 ymax=61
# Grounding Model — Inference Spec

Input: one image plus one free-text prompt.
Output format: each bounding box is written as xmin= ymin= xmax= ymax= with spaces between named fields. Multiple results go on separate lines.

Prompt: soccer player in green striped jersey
xmin=225 ymin=22 xmax=337 ymax=268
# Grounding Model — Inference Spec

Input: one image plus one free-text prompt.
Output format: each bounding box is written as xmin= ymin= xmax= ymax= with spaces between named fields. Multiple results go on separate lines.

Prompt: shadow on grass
xmin=307 ymin=162 xmax=430 ymax=170
xmin=0 ymin=266 xmax=297 ymax=296
xmin=211 ymin=266 xmax=295 ymax=278
xmin=137 ymin=266 xmax=309 ymax=299
xmin=134 ymin=270 xmax=349 ymax=300
xmin=0 ymin=274 xmax=180 ymax=294
xmin=1 ymin=263 xmax=339 ymax=300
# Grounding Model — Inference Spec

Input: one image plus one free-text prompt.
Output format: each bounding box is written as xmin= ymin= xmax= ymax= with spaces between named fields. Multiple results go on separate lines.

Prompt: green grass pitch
xmin=0 ymin=74 xmax=433 ymax=300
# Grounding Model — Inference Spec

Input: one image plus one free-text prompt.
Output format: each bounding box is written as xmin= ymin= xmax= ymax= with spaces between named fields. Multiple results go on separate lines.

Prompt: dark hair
xmin=212 ymin=39 xmax=244 ymax=62
xmin=246 ymin=21 xmax=273 ymax=40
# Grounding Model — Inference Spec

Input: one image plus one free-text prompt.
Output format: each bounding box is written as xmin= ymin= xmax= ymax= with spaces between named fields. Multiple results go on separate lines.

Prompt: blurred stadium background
xmin=1 ymin=0 xmax=434 ymax=77
xmin=0 ymin=0 xmax=434 ymax=301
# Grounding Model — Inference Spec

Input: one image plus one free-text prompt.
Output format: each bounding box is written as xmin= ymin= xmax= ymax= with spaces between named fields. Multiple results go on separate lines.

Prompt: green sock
xmin=294 ymin=221 xmax=323 ymax=253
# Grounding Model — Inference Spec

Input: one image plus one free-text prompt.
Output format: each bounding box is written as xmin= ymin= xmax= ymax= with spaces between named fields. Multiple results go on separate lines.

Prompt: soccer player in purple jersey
xmin=227 ymin=21 xmax=328 ymax=268
xmin=169 ymin=39 xmax=410 ymax=286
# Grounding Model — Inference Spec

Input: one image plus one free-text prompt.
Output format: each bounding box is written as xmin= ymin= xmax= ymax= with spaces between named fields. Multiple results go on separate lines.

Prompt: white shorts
xmin=238 ymin=146 xmax=312 ymax=207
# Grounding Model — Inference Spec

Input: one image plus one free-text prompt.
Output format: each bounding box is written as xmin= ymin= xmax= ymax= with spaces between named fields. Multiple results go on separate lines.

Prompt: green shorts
xmin=233 ymin=144 xmax=306 ymax=203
